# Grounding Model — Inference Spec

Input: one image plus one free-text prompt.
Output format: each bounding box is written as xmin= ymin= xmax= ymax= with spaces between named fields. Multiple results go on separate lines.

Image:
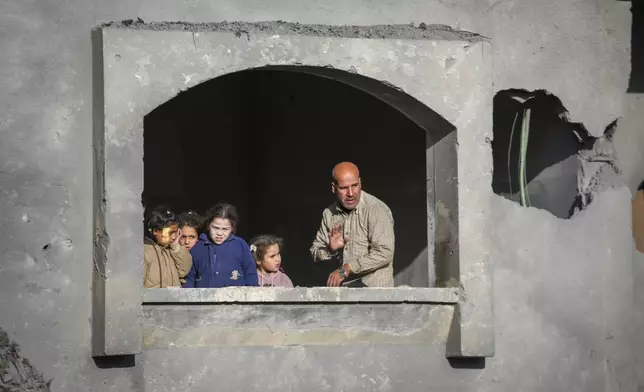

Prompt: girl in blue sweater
xmin=183 ymin=203 xmax=258 ymax=288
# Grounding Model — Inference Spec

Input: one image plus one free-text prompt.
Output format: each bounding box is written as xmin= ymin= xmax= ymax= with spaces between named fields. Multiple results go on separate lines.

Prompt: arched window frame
xmin=91 ymin=23 xmax=494 ymax=359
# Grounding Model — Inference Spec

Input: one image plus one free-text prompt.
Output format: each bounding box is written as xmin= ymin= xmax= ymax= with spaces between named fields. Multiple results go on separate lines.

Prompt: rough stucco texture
xmin=0 ymin=0 xmax=637 ymax=391
xmin=98 ymin=25 xmax=494 ymax=360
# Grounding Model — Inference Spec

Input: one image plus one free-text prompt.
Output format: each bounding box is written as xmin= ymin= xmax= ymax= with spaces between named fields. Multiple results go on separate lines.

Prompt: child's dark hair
xmin=144 ymin=205 xmax=178 ymax=236
xmin=178 ymin=210 xmax=203 ymax=231
xmin=249 ymin=234 xmax=283 ymax=263
xmin=204 ymin=203 xmax=239 ymax=232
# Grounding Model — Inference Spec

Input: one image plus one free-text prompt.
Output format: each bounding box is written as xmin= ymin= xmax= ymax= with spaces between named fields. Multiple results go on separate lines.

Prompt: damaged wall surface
xmin=0 ymin=1 xmax=638 ymax=392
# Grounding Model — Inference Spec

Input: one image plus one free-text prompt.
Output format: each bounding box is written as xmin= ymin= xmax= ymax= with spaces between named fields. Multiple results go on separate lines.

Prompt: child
xmin=143 ymin=205 xmax=193 ymax=288
xmin=183 ymin=203 xmax=258 ymax=288
xmin=177 ymin=210 xmax=203 ymax=252
xmin=250 ymin=235 xmax=294 ymax=288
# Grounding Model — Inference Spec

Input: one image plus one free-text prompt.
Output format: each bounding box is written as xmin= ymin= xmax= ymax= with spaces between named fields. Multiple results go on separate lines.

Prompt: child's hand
xmin=172 ymin=228 xmax=182 ymax=246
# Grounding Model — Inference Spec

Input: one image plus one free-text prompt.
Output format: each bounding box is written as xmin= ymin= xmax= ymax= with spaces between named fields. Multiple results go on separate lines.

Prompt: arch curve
xmin=166 ymin=64 xmax=456 ymax=148
xmin=253 ymin=65 xmax=455 ymax=146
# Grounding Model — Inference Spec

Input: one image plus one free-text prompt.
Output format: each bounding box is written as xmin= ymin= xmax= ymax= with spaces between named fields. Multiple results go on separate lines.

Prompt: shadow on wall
xmin=447 ymin=357 xmax=485 ymax=369
xmin=0 ymin=327 xmax=52 ymax=390
xmin=142 ymin=68 xmax=433 ymax=287
xmin=93 ymin=354 xmax=136 ymax=369
xmin=491 ymin=90 xmax=594 ymax=219
xmin=628 ymin=0 xmax=644 ymax=93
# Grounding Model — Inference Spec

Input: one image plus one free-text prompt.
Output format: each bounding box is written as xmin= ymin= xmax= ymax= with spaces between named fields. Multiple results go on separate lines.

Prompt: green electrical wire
xmin=507 ymin=112 xmax=520 ymax=196
xmin=524 ymin=108 xmax=532 ymax=207
xmin=519 ymin=108 xmax=532 ymax=207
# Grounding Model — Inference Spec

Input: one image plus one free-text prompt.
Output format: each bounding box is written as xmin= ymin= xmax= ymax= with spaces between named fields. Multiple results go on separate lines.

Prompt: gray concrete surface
xmin=0 ymin=0 xmax=638 ymax=391
xmin=142 ymin=287 xmax=460 ymax=303
xmin=614 ymin=95 xmax=644 ymax=194
xmin=633 ymin=248 xmax=644 ymax=392
xmin=617 ymin=94 xmax=644 ymax=391
xmin=97 ymin=26 xmax=494 ymax=359
xmin=142 ymin=303 xmax=455 ymax=348
xmin=105 ymin=19 xmax=487 ymax=41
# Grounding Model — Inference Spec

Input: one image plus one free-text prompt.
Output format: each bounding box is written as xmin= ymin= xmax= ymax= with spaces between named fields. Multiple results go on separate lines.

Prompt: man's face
xmin=332 ymin=175 xmax=362 ymax=210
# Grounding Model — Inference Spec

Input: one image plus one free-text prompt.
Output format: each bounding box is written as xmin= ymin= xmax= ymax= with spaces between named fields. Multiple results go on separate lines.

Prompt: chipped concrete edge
xmin=91 ymin=27 xmax=107 ymax=357
xmin=142 ymin=287 xmax=460 ymax=304
xmin=98 ymin=20 xmax=488 ymax=42
xmin=92 ymin=28 xmax=143 ymax=357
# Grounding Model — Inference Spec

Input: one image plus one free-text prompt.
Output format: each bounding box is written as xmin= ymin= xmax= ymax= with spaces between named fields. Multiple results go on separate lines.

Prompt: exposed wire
xmin=507 ymin=112 xmax=520 ymax=197
xmin=519 ymin=108 xmax=532 ymax=207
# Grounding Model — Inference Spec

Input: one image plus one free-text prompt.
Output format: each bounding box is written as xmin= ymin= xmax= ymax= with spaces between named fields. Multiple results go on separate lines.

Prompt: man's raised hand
xmin=329 ymin=224 xmax=345 ymax=251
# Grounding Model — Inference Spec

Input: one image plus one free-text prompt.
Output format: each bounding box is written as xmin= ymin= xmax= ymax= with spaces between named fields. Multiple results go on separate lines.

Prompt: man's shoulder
xmin=322 ymin=203 xmax=339 ymax=217
xmin=361 ymin=191 xmax=392 ymax=214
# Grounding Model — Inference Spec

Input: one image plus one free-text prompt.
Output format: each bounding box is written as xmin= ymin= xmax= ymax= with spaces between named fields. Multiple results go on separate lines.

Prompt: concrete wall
xmin=0 ymin=1 xmax=638 ymax=392
xmin=615 ymin=93 xmax=644 ymax=392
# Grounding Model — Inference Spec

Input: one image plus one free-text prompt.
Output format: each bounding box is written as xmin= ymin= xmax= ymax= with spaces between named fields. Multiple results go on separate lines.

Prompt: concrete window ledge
xmin=142 ymin=287 xmax=460 ymax=304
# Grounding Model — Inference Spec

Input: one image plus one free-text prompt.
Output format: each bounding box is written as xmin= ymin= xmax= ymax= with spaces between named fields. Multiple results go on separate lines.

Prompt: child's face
xmin=179 ymin=225 xmax=199 ymax=251
xmin=153 ymin=224 xmax=179 ymax=247
xmin=257 ymin=244 xmax=282 ymax=273
xmin=208 ymin=218 xmax=233 ymax=245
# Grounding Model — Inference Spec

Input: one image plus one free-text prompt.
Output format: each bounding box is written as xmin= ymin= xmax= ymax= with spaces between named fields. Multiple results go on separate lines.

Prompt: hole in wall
xmin=491 ymin=89 xmax=594 ymax=219
xmin=142 ymin=67 xmax=451 ymax=287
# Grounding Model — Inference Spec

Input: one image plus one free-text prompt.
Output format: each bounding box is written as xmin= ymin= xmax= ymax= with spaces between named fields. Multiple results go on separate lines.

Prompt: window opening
xmin=143 ymin=68 xmax=436 ymax=287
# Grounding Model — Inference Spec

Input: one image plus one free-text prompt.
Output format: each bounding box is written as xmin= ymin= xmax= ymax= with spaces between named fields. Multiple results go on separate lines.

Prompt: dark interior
xmin=629 ymin=0 xmax=644 ymax=93
xmin=143 ymin=68 xmax=429 ymax=287
xmin=491 ymin=90 xmax=593 ymax=219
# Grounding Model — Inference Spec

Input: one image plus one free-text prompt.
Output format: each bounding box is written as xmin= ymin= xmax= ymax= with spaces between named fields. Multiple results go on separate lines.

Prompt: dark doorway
xmin=143 ymin=67 xmax=431 ymax=287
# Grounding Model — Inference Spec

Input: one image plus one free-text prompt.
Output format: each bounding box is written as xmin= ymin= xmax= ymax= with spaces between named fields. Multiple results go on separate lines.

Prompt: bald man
xmin=310 ymin=162 xmax=395 ymax=287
